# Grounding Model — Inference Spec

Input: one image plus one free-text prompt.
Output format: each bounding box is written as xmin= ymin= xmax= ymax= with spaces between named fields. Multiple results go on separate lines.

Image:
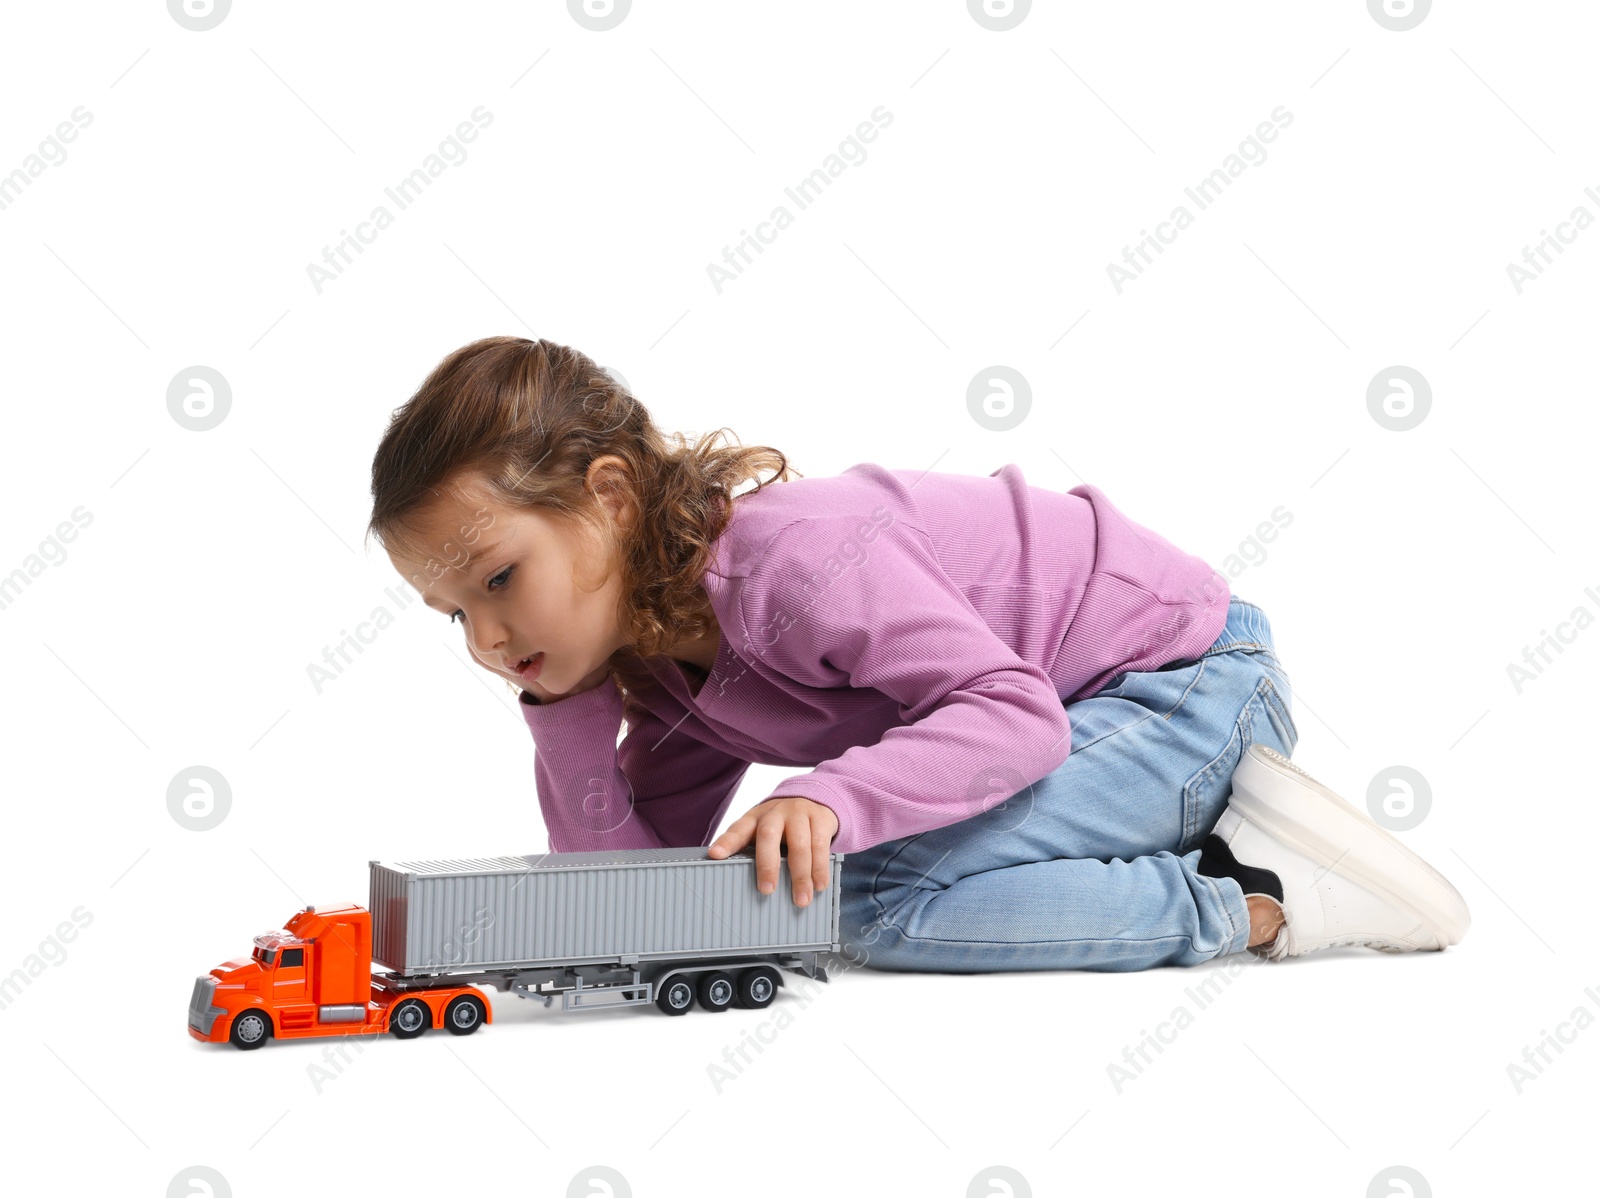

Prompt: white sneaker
xmin=1206 ymin=744 xmax=1472 ymax=961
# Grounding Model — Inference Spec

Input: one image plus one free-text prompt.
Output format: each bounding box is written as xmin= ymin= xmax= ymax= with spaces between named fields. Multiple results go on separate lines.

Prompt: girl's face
xmin=385 ymin=471 xmax=629 ymax=696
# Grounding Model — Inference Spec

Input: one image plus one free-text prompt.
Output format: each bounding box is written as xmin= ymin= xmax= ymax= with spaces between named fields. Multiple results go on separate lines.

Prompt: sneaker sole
xmin=1228 ymin=744 xmax=1471 ymax=948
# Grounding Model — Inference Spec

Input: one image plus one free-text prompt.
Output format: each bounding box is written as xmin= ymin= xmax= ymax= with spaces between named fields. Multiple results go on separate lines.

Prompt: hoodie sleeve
xmin=737 ymin=512 xmax=1073 ymax=854
xmin=520 ymin=679 xmax=751 ymax=852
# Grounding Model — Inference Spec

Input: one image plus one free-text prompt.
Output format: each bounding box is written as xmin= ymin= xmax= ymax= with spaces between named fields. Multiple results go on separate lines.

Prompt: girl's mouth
xmin=515 ymin=652 xmax=544 ymax=682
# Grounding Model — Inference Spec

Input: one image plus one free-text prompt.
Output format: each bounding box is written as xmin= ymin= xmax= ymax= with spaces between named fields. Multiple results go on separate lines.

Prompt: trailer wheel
xmin=697 ymin=971 xmax=735 ymax=1012
xmin=444 ymin=994 xmax=486 ymax=1035
xmin=656 ymin=976 xmax=695 ymax=1015
xmin=228 ymin=1009 xmax=272 ymax=1050
xmin=736 ymin=967 xmax=780 ymax=1010
xmin=389 ymin=999 xmax=431 ymax=1039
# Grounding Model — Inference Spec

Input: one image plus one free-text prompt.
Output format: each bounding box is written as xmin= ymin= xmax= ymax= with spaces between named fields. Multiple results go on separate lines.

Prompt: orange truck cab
xmin=188 ymin=903 xmax=490 ymax=1050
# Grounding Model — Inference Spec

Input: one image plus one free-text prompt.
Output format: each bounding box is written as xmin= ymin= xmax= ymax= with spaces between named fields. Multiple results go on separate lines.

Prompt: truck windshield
xmin=252 ymin=946 xmax=277 ymax=966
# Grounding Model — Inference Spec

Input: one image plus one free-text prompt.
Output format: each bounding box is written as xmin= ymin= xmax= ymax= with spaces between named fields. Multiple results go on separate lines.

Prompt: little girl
xmin=367 ymin=336 xmax=1471 ymax=972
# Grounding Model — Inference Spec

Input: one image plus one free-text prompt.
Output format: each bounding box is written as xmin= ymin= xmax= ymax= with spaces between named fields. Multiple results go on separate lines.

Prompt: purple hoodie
xmin=520 ymin=463 xmax=1230 ymax=854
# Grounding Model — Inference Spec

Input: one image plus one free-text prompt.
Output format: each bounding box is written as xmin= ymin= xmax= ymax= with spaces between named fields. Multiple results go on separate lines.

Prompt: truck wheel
xmin=736 ymin=967 xmax=780 ymax=1010
xmin=656 ymin=976 xmax=695 ymax=1015
xmin=444 ymin=995 xmax=486 ymax=1035
xmin=697 ymin=971 xmax=734 ymax=1012
xmin=389 ymin=999 xmax=431 ymax=1039
xmin=228 ymin=1010 xmax=271 ymax=1050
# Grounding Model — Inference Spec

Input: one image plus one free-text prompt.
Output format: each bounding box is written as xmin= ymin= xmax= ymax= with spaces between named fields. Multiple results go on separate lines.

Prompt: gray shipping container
xmin=369 ymin=846 xmax=842 ymax=976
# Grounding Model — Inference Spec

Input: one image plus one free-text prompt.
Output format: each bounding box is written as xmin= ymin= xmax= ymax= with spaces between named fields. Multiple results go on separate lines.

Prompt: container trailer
xmin=188 ymin=846 xmax=843 ymax=1049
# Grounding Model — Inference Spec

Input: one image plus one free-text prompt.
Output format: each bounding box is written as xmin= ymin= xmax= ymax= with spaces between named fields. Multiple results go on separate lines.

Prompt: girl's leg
xmin=838 ymin=597 xmax=1298 ymax=973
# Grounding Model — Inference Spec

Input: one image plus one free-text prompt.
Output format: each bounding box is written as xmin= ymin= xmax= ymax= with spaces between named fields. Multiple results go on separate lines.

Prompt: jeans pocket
xmin=1179 ymin=671 xmax=1292 ymax=851
xmin=1180 ymin=720 xmax=1244 ymax=853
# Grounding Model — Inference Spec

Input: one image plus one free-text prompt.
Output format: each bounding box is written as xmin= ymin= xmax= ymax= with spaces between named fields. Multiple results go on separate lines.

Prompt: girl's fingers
xmin=707 ymin=812 xmax=754 ymax=858
xmin=811 ymin=811 xmax=832 ymax=896
xmin=710 ymin=800 xmax=834 ymax=907
xmin=786 ymin=816 xmax=813 ymax=907
xmin=753 ymin=811 xmax=787 ymax=895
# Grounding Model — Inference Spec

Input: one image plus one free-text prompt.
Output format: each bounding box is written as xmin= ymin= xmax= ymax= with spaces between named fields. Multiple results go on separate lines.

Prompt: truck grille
xmin=188 ymin=976 xmax=224 ymax=1035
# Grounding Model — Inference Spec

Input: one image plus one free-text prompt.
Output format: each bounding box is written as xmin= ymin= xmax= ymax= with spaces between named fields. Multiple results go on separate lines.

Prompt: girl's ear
xmin=586 ymin=455 xmax=638 ymax=532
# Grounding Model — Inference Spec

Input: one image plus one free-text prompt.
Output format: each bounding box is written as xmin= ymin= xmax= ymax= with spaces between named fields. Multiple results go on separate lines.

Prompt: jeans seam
xmin=869 ymin=925 xmax=1230 ymax=951
xmin=1158 ymin=656 xmax=1208 ymax=720
xmin=1259 ymin=673 xmax=1297 ymax=746
xmin=1199 ymin=870 xmax=1247 ymax=951
xmin=1200 ymin=639 xmax=1271 ymax=658
xmin=1070 ymin=707 xmax=1161 ymax=753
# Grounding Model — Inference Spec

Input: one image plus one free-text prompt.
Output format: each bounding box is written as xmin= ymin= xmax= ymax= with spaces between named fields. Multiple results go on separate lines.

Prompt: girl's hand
xmin=708 ymin=796 xmax=839 ymax=907
xmin=522 ymin=660 xmax=611 ymax=705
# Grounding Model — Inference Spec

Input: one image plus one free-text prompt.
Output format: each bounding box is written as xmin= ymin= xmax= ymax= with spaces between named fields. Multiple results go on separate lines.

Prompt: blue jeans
xmin=837 ymin=596 xmax=1299 ymax=972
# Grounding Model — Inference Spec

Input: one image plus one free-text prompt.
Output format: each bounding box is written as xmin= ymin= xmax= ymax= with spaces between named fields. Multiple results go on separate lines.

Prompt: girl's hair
xmin=365 ymin=336 xmax=797 ymax=695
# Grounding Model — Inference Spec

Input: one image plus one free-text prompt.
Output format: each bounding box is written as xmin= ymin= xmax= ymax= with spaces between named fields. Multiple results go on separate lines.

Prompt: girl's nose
xmin=471 ymin=624 xmax=507 ymax=660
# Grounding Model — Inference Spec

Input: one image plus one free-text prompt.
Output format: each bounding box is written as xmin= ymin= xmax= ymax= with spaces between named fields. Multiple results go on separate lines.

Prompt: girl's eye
xmin=448 ymin=565 xmax=514 ymax=626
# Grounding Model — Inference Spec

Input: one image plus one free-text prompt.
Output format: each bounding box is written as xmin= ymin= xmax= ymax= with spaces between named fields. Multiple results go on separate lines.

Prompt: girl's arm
xmin=521 ymin=676 xmax=751 ymax=852
xmin=733 ymin=511 xmax=1073 ymax=855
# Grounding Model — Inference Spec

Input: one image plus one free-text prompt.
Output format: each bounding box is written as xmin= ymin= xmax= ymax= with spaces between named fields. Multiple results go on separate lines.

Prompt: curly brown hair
xmin=366 ymin=335 xmax=797 ymax=697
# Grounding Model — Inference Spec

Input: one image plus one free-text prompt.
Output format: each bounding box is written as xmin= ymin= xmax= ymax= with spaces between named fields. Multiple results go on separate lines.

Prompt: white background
xmin=1 ymin=1 xmax=1593 ymax=1195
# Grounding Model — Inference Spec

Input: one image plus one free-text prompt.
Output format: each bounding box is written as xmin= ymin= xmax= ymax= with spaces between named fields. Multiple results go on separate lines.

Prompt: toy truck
xmin=188 ymin=845 xmax=844 ymax=1049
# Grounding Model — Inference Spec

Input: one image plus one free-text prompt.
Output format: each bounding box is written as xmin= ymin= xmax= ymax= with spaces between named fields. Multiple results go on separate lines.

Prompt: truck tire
xmin=444 ymin=994 xmax=486 ymax=1035
xmin=389 ymin=998 xmax=431 ymax=1039
xmin=736 ymin=966 xmax=780 ymax=1010
xmin=656 ymin=976 xmax=695 ymax=1015
xmin=697 ymin=971 xmax=735 ymax=1012
xmin=228 ymin=1009 xmax=272 ymax=1050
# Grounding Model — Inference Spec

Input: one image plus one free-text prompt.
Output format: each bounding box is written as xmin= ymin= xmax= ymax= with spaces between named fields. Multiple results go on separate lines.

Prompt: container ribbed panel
xmin=368 ymin=848 xmax=839 ymax=974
